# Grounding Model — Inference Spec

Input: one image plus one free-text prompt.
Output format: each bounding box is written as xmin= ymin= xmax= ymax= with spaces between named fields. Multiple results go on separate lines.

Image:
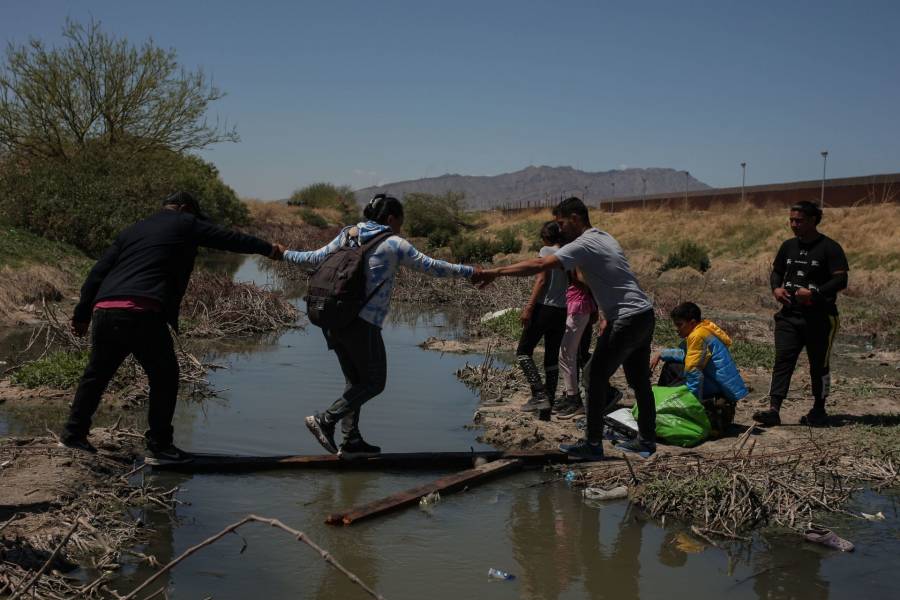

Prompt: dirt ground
xmin=426 ymin=320 xmax=900 ymax=459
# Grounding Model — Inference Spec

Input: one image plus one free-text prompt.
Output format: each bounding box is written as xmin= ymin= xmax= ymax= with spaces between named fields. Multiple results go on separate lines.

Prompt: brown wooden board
xmin=325 ymin=458 xmax=524 ymax=526
xmin=151 ymin=449 xmax=578 ymax=473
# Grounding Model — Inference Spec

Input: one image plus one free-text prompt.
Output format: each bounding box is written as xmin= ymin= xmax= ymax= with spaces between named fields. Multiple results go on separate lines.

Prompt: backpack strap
xmin=359 ymin=230 xmax=394 ymax=307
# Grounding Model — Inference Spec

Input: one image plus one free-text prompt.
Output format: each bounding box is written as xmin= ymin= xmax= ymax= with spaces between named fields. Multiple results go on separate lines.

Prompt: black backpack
xmin=304 ymin=229 xmax=393 ymax=329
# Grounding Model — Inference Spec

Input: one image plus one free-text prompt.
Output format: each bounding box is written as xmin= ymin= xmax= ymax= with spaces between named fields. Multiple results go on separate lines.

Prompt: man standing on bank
xmin=753 ymin=201 xmax=848 ymax=427
xmin=473 ymin=197 xmax=657 ymax=458
xmin=60 ymin=192 xmax=284 ymax=463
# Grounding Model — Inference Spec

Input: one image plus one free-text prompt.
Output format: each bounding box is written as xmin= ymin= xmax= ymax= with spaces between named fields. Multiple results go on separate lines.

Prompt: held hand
xmin=650 ymin=352 xmax=661 ymax=371
xmin=595 ymin=317 xmax=607 ymax=337
xmin=71 ymin=320 xmax=89 ymax=337
xmin=772 ymin=287 xmax=791 ymax=305
xmin=269 ymin=243 xmax=286 ymax=261
xmin=472 ymin=268 xmax=498 ymax=289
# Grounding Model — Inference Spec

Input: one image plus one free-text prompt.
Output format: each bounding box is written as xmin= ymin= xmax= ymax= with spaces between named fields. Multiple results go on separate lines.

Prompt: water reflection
xmin=511 ymin=485 xmax=647 ymax=599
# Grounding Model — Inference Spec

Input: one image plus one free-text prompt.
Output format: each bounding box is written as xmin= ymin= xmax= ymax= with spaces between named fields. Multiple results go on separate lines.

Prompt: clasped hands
xmin=470 ymin=266 xmax=498 ymax=289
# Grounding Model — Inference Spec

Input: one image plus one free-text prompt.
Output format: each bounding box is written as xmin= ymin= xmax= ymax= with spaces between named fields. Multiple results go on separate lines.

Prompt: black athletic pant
xmin=769 ymin=310 xmax=839 ymax=405
xmin=516 ymin=303 xmax=567 ymax=390
xmin=64 ymin=309 xmax=179 ymax=446
xmin=586 ymin=309 xmax=656 ymax=444
xmin=322 ymin=317 xmax=387 ymax=444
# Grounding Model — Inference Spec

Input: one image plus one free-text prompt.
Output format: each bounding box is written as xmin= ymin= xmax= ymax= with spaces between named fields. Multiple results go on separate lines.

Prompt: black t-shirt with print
xmin=772 ymin=234 xmax=849 ymax=315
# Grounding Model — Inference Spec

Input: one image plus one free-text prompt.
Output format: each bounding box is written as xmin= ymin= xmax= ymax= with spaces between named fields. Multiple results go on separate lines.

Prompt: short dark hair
xmin=363 ymin=193 xmax=403 ymax=225
xmin=670 ymin=301 xmax=702 ymax=323
xmin=540 ymin=221 xmax=563 ymax=245
xmin=552 ymin=196 xmax=589 ymax=223
xmin=790 ymin=200 xmax=823 ymax=224
xmin=163 ymin=191 xmax=207 ymax=220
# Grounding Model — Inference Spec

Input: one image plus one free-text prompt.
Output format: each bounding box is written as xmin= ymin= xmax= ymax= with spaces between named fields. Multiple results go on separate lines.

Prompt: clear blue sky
xmin=4 ymin=0 xmax=899 ymax=199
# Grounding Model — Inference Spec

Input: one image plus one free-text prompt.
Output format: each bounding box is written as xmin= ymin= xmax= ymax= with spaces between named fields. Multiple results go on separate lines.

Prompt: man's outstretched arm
xmin=473 ymin=255 xmax=562 ymax=287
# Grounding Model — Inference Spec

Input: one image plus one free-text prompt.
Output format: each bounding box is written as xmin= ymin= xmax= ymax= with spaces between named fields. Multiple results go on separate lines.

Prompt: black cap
xmin=163 ymin=191 xmax=208 ymax=220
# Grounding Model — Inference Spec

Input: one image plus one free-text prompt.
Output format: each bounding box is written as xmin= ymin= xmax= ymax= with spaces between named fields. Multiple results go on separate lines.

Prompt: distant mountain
xmin=353 ymin=166 xmax=710 ymax=210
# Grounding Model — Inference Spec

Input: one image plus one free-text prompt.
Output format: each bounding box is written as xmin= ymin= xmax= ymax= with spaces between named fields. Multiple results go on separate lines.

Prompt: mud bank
xmin=0 ymin=427 xmax=178 ymax=598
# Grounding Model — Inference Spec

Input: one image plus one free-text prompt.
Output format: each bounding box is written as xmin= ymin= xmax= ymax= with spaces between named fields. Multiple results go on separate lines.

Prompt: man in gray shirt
xmin=474 ymin=197 xmax=657 ymax=458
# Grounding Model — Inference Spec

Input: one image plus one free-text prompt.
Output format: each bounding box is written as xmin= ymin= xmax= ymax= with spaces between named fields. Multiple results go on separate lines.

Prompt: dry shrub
xmin=181 ymin=271 xmax=300 ymax=337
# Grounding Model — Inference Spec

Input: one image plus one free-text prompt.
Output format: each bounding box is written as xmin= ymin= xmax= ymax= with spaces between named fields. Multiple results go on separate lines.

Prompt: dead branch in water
xmin=121 ymin=514 xmax=386 ymax=600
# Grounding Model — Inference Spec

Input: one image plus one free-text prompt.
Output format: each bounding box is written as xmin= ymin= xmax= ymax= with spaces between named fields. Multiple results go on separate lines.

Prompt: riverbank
xmin=0 ymin=426 xmax=180 ymax=598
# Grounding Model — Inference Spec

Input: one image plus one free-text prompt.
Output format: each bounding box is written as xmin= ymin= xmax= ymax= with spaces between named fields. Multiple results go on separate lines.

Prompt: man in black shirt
xmin=60 ymin=191 xmax=285 ymax=463
xmin=753 ymin=201 xmax=848 ymax=427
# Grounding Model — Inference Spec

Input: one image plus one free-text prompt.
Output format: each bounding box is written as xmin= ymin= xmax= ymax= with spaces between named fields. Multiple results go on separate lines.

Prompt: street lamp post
xmin=820 ymin=151 xmax=829 ymax=208
xmin=641 ymin=177 xmax=647 ymax=209
xmin=741 ymin=162 xmax=747 ymax=203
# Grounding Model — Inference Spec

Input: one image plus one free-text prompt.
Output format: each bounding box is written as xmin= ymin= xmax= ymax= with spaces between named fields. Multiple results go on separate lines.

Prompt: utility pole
xmin=741 ymin=162 xmax=747 ymax=203
xmin=611 ymin=181 xmax=615 ymax=212
xmin=820 ymin=151 xmax=829 ymax=209
xmin=684 ymin=171 xmax=690 ymax=209
xmin=641 ymin=177 xmax=647 ymax=209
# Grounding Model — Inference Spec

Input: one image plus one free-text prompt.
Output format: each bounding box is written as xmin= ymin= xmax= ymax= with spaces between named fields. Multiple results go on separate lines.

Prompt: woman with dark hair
xmin=283 ymin=194 xmax=479 ymax=458
xmin=515 ymin=221 xmax=568 ymax=417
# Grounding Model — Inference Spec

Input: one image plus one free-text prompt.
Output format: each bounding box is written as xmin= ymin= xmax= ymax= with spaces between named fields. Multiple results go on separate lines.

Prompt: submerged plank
xmin=325 ymin=458 xmax=524 ymax=526
xmin=152 ymin=449 xmax=575 ymax=473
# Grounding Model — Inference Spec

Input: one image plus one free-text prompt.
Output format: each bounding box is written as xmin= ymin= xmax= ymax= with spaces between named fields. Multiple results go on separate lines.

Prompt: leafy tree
xmin=0 ymin=144 xmax=248 ymax=255
xmin=404 ymin=191 xmax=468 ymax=238
xmin=0 ymin=20 xmax=246 ymax=256
xmin=0 ymin=19 xmax=236 ymax=159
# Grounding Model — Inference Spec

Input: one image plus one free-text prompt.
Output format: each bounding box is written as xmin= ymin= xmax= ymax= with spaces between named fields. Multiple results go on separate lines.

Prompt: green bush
xmin=289 ymin=183 xmax=356 ymax=209
xmin=495 ymin=228 xmax=523 ymax=254
xmin=0 ymin=146 xmax=248 ymax=257
xmin=482 ymin=309 xmax=523 ymax=339
xmin=11 ymin=350 xmax=89 ymax=389
xmin=426 ymin=228 xmax=454 ymax=250
xmin=450 ymin=235 xmax=502 ymax=263
xmin=299 ymin=208 xmax=329 ymax=228
xmin=404 ymin=191 xmax=468 ymax=238
xmin=659 ymin=241 xmax=711 ymax=274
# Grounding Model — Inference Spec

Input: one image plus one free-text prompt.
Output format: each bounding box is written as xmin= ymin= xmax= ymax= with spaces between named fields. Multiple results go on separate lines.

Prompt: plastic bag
xmin=633 ymin=385 xmax=711 ymax=447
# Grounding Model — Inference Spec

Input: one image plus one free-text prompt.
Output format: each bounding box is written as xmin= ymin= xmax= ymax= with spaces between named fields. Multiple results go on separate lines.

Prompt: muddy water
xmin=1 ymin=256 xmax=897 ymax=599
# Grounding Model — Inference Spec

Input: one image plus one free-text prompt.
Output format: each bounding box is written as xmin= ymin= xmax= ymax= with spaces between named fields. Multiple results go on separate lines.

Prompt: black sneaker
xmin=752 ymin=408 xmax=782 ymax=427
xmin=799 ymin=408 xmax=829 ymax=427
xmin=555 ymin=395 xmax=585 ymax=420
xmin=338 ymin=438 xmax=382 ymax=460
xmin=58 ymin=436 xmax=97 ymax=454
xmin=559 ymin=439 xmax=605 ymax=460
xmin=522 ymin=395 xmax=551 ymax=413
xmin=145 ymin=442 xmax=192 ymax=465
xmin=615 ymin=437 xmax=656 ymax=457
xmin=305 ymin=414 xmax=338 ymax=454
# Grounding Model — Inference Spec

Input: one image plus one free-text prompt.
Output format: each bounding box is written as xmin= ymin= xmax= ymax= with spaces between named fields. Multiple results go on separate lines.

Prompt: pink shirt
xmin=566 ymin=284 xmax=596 ymax=316
xmin=94 ymin=297 xmax=164 ymax=312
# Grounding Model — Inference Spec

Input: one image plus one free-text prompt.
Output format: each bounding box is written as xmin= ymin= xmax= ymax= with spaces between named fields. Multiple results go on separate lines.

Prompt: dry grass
xmin=475 ymin=202 xmax=900 ymax=270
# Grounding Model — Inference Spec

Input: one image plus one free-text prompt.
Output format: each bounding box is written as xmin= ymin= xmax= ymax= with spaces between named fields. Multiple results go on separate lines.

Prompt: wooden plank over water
xmin=325 ymin=458 xmax=524 ymax=526
xmin=152 ymin=449 xmax=577 ymax=473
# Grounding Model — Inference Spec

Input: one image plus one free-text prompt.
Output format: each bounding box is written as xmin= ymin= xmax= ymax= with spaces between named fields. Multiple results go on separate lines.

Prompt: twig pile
xmin=0 ymin=428 xmax=180 ymax=600
xmin=574 ymin=429 xmax=898 ymax=540
xmin=456 ymin=345 xmax=525 ymax=403
xmin=12 ymin=303 xmax=216 ymax=401
xmin=181 ymin=271 xmax=300 ymax=337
